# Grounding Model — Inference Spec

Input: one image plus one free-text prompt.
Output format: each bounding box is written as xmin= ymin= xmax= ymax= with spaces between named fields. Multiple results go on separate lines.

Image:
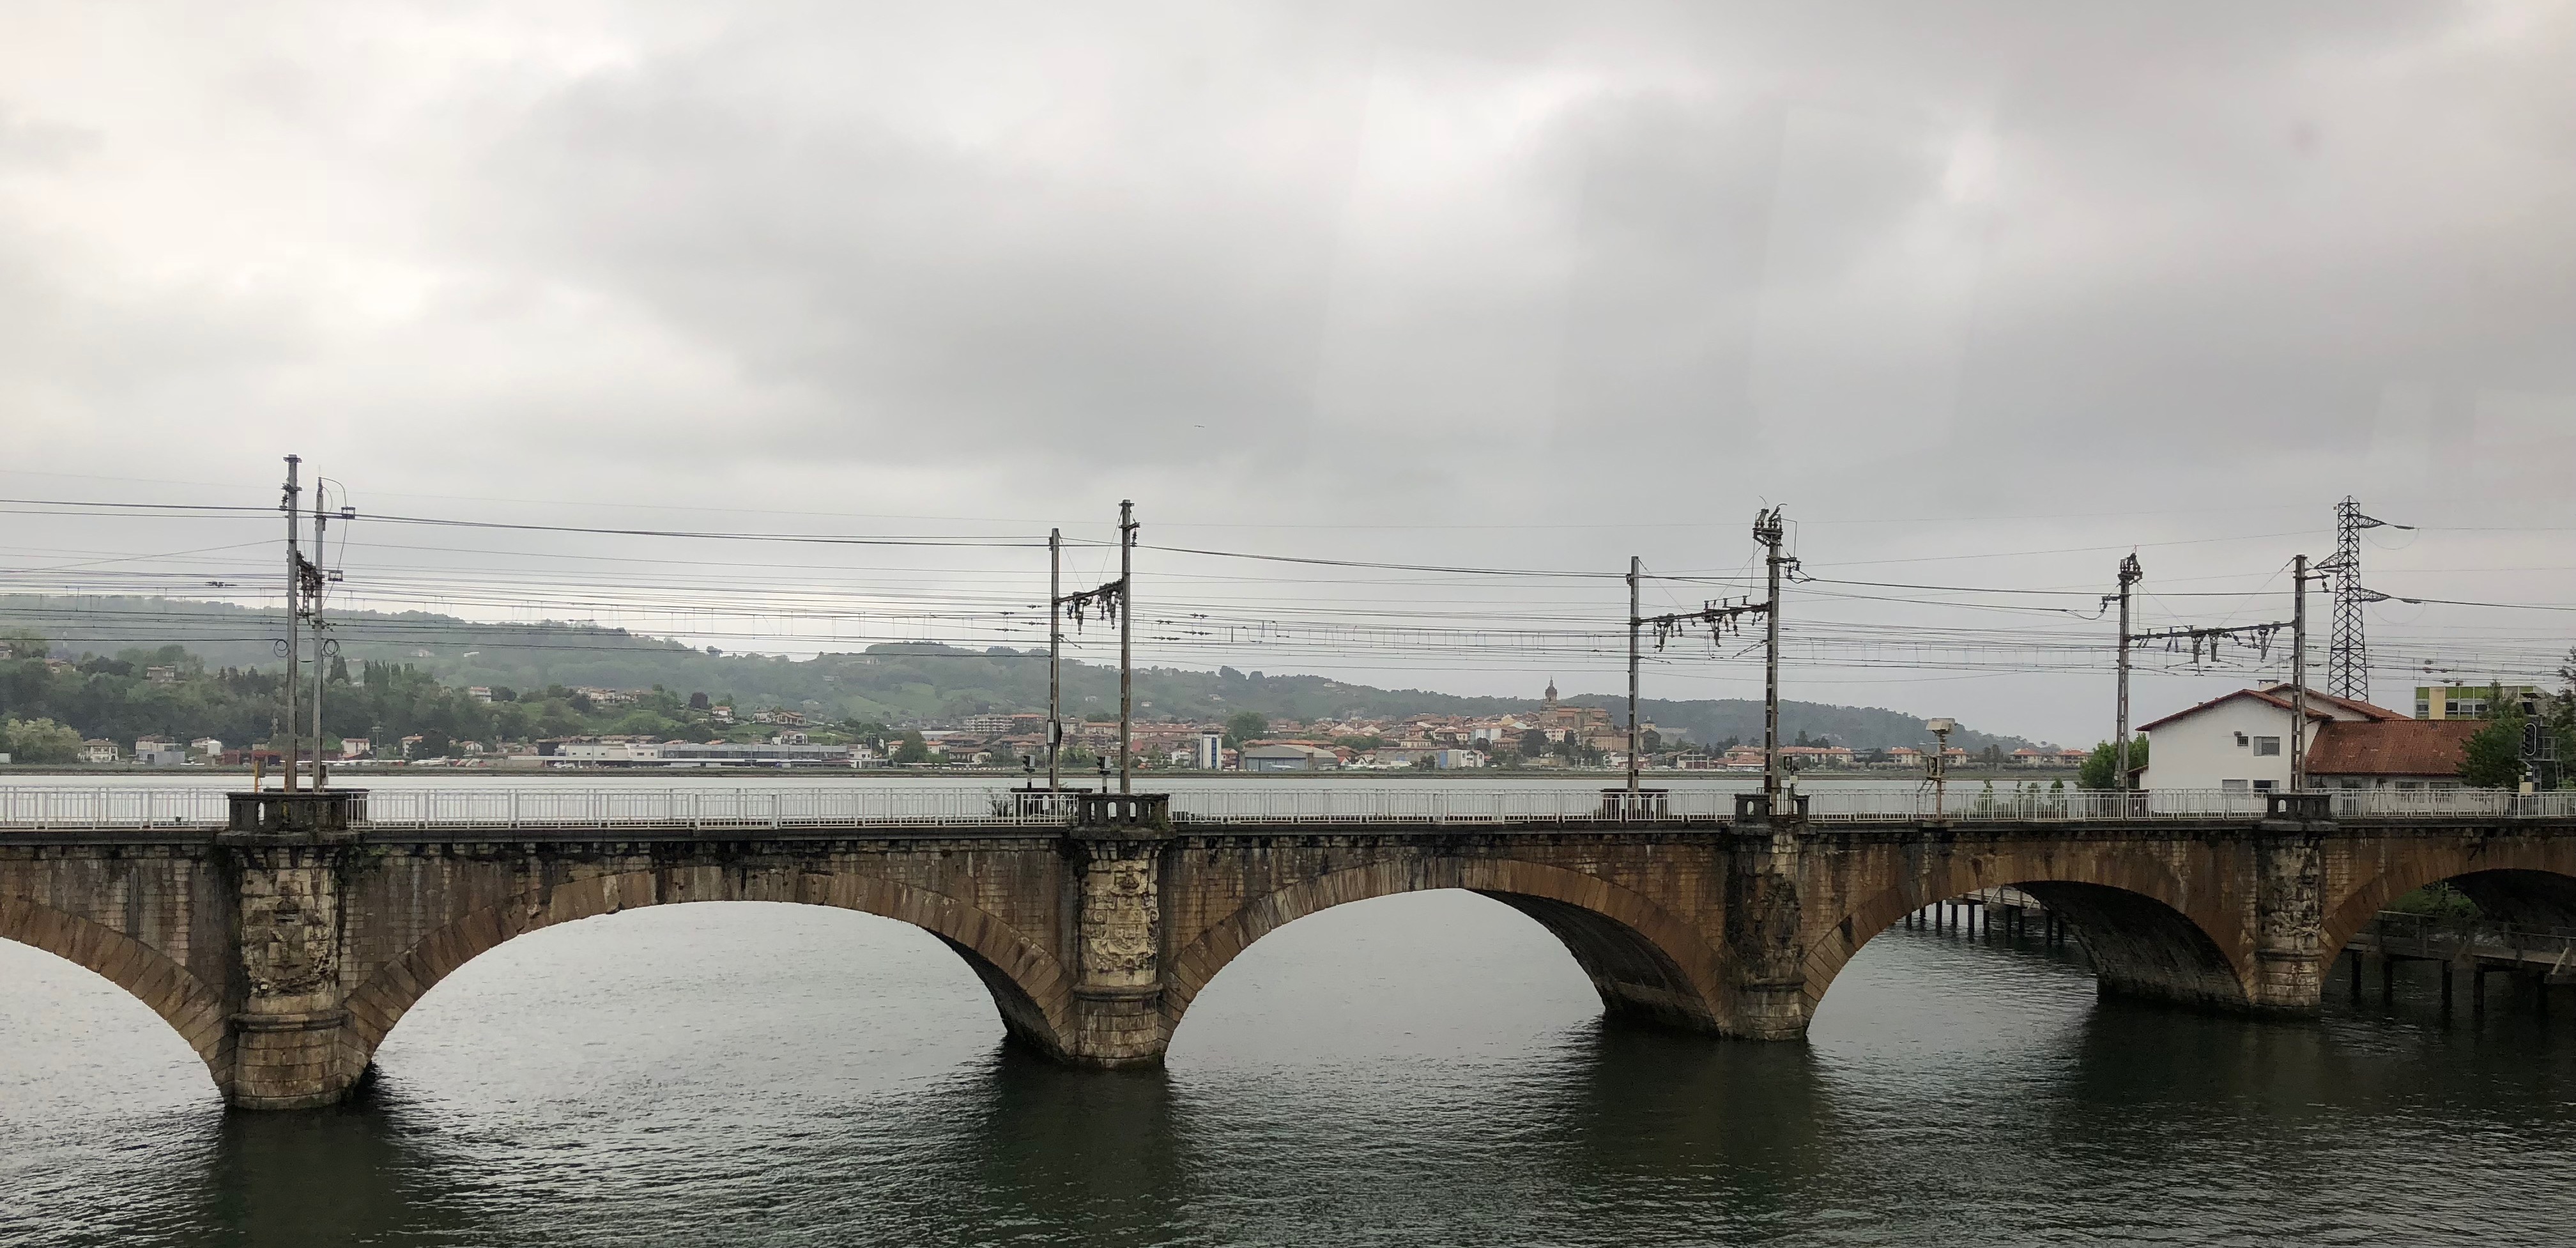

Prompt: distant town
xmin=7 ymin=659 xmax=2080 ymax=776
xmin=4 ymin=629 xmax=2561 ymax=790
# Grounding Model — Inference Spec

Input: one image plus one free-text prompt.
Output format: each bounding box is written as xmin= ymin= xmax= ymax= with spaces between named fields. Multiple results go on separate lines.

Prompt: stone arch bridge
xmin=4 ymin=789 xmax=2573 ymax=1109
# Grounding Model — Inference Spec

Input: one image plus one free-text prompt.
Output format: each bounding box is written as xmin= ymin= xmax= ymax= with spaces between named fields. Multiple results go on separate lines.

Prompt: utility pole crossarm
xmin=1051 ymin=514 xmax=1139 ymax=795
xmin=2126 ymin=620 xmax=2296 ymax=665
xmin=1058 ymin=578 xmax=1126 ymax=622
xmin=2126 ymin=623 xmax=2294 ymax=643
xmin=1640 ymin=597 xmax=1770 ymax=644
xmin=1618 ymin=516 xmax=1792 ymax=803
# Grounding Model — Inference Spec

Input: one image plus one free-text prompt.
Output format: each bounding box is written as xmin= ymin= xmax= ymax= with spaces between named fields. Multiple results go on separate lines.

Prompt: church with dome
xmin=1533 ymin=677 xmax=1615 ymax=742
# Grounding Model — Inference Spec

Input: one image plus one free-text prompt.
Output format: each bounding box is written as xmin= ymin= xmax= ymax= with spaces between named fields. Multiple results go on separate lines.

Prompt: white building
xmin=2136 ymin=684 xmax=2405 ymax=792
xmin=1240 ymin=743 xmax=1341 ymax=773
xmin=1194 ymin=730 xmax=1224 ymax=771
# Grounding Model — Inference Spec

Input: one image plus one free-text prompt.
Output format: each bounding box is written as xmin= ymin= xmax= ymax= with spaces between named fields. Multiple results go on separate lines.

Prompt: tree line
xmin=0 ymin=632 xmax=900 ymax=763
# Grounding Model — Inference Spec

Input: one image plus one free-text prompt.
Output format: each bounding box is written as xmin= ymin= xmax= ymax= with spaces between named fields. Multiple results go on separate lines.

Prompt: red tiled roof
xmin=2306 ymin=719 xmax=2481 ymax=777
xmin=2257 ymin=683 xmax=2407 ymax=722
xmin=2137 ymin=684 xmax=2403 ymax=734
xmin=2137 ymin=688 xmax=2319 ymax=733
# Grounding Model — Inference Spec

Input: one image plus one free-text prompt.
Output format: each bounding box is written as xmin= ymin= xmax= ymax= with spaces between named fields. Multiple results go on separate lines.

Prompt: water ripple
xmin=6 ymin=894 xmax=2576 ymax=1245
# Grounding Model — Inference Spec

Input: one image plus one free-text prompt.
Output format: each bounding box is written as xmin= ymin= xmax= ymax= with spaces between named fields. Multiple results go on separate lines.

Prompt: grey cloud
xmin=375 ymin=3 xmax=2570 ymax=502
xmin=1 ymin=1 xmax=2571 ymax=741
xmin=0 ymin=108 xmax=100 ymax=169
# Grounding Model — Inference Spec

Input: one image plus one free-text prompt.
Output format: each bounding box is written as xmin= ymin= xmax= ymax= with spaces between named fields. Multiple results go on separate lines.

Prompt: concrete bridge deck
xmin=8 ymin=784 xmax=2576 ymax=1109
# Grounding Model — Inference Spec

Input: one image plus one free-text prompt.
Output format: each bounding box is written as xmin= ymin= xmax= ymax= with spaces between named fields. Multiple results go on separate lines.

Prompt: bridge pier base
xmin=1724 ymin=798 xmax=1810 ymax=1040
xmin=1066 ymin=817 xmax=1176 ymax=1067
xmin=2248 ymin=820 xmax=2328 ymax=1015
xmin=219 ymin=809 xmax=367 ymax=1110
xmin=1064 ymin=987 xmax=1169 ymax=1067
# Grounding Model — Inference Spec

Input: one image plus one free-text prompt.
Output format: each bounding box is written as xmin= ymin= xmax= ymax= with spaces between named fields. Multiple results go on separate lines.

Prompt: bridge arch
xmin=340 ymin=869 xmax=1077 ymax=1081
xmin=2321 ymin=841 xmax=2576 ymax=965
xmin=1807 ymin=854 xmax=2252 ymax=1013
xmin=1163 ymin=858 xmax=1730 ymax=1039
xmin=0 ymin=896 xmax=234 ymax=1095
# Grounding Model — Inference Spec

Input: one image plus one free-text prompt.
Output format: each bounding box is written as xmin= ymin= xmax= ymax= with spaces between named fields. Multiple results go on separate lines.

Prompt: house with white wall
xmin=2136 ymin=684 xmax=2405 ymax=792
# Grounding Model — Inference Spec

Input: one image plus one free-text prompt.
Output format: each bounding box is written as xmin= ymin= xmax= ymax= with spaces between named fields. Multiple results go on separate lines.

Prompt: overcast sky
xmin=2 ymin=2 xmax=2572 ymax=743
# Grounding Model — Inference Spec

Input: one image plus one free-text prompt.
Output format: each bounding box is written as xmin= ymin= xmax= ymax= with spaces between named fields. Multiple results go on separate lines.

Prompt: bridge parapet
xmin=1073 ymin=791 xmax=1171 ymax=835
xmin=225 ymin=789 xmax=365 ymax=836
xmin=1733 ymin=791 xmax=1810 ymax=823
xmin=2266 ymin=791 xmax=2333 ymax=822
xmin=1600 ymin=788 xmax=1669 ymax=819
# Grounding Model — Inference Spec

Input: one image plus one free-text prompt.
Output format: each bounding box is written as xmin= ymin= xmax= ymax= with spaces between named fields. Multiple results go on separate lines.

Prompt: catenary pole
xmin=1756 ymin=508 xmax=1787 ymax=799
xmin=1048 ymin=527 xmax=1062 ymax=794
xmin=1627 ymin=555 xmax=1641 ymax=796
xmin=2115 ymin=553 xmax=2141 ymax=790
xmin=2292 ymin=553 xmax=2309 ymax=792
xmin=310 ymin=481 xmax=329 ymax=790
xmin=1119 ymin=500 xmax=1134 ymax=796
xmin=280 ymin=455 xmax=301 ymax=793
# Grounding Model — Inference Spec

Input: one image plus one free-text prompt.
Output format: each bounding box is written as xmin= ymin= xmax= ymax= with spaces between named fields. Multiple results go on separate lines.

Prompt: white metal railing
xmin=0 ymin=787 xmax=232 ymax=829
xmin=1802 ymin=787 xmax=2278 ymax=822
xmin=2330 ymin=789 xmax=2576 ymax=820
xmin=1167 ymin=787 xmax=1738 ymax=824
xmin=4 ymin=785 xmax=2576 ymax=831
xmin=352 ymin=787 xmax=1075 ymax=830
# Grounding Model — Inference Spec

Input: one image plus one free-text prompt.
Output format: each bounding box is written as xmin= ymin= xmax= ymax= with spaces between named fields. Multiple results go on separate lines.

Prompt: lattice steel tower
xmin=2317 ymin=496 xmax=2391 ymax=702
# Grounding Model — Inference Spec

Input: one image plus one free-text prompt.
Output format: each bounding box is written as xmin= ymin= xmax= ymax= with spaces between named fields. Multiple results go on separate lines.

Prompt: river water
xmin=8 ymin=777 xmax=2576 ymax=1244
xmin=10 ymin=895 xmax=2576 ymax=1245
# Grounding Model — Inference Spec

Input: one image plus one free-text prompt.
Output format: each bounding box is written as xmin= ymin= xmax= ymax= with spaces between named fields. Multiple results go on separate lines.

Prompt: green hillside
xmin=0 ymin=596 xmax=2035 ymax=751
